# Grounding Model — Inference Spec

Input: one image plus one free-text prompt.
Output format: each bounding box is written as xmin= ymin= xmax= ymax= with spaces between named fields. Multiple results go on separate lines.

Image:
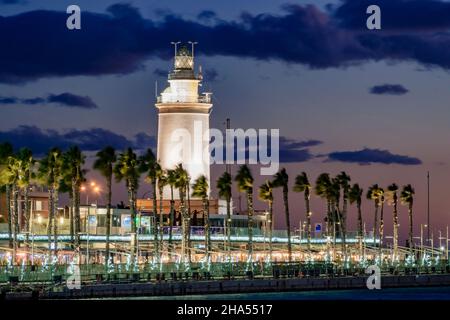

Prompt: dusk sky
xmin=1 ymin=0 xmax=450 ymax=243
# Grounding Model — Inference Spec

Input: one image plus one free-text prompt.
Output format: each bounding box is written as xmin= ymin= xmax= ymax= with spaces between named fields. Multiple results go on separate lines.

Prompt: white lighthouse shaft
xmin=156 ymin=45 xmax=212 ymax=199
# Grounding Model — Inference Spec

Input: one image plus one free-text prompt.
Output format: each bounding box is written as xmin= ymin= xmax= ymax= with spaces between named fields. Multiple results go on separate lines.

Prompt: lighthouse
xmin=156 ymin=43 xmax=212 ymax=199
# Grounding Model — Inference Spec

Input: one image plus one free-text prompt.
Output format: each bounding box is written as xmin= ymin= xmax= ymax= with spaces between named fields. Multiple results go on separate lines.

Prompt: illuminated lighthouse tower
xmin=156 ymin=43 xmax=212 ymax=199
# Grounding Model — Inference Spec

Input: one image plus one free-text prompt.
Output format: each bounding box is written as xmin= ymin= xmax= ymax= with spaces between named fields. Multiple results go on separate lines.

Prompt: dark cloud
xmin=279 ymin=137 xmax=323 ymax=163
xmin=0 ymin=125 xmax=155 ymax=155
xmin=0 ymin=0 xmax=25 ymax=4
xmin=370 ymin=84 xmax=409 ymax=95
xmin=0 ymin=93 xmax=98 ymax=108
xmin=2 ymin=1 xmax=450 ymax=83
xmin=21 ymin=97 xmax=46 ymax=104
xmin=0 ymin=97 xmax=18 ymax=104
xmin=333 ymin=0 xmax=450 ymax=31
xmin=47 ymin=93 xmax=98 ymax=109
xmin=197 ymin=10 xmax=217 ymax=21
xmin=326 ymin=148 xmax=422 ymax=165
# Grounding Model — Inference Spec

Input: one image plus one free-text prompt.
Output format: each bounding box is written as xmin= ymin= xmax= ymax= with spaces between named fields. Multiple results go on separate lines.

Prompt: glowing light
xmin=37 ymin=215 xmax=42 ymax=224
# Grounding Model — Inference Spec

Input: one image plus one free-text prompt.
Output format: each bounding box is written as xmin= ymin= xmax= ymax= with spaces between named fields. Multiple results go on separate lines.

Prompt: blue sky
xmin=1 ymin=0 xmax=450 ymax=241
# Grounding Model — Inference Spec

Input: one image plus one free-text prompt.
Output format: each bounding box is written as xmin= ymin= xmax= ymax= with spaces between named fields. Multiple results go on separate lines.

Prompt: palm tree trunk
xmin=357 ymin=201 xmax=363 ymax=260
xmin=169 ymin=186 xmax=174 ymax=250
xmin=53 ymin=190 xmax=59 ymax=255
xmin=373 ymin=203 xmax=379 ymax=247
xmin=282 ymin=185 xmax=292 ymax=262
xmin=247 ymin=189 xmax=254 ymax=268
xmin=68 ymin=191 xmax=74 ymax=247
xmin=159 ymin=188 xmax=164 ymax=263
xmin=47 ymin=188 xmax=53 ymax=254
xmin=105 ymin=175 xmax=112 ymax=269
xmin=152 ymin=181 xmax=158 ymax=263
xmin=12 ymin=185 xmax=18 ymax=264
xmin=187 ymin=183 xmax=192 ymax=263
xmin=129 ymin=185 xmax=137 ymax=266
xmin=74 ymin=184 xmax=81 ymax=247
xmin=179 ymin=189 xmax=188 ymax=264
xmin=305 ymin=190 xmax=311 ymax=251
xmin=268 ymin=200 xmax=273 ymax=262
xmin=393 ymin=197 xmax=399 ymax=262
xmin=379 ymin=201 xmax=384 ymax=260
xmin=226 ymin=196 xmax=231 ymax=259
xmin=203 ymin=196 xmax=210 ymax=262
xmin=408 ymin=204 xmax=413 ymax=255
xmin=24 ymin=186 xmax=30 ymax=257
xmin=342 ymin=196 xmax=348 ymax=263
xmin=6 ymin=185 xmax=12 ymax=249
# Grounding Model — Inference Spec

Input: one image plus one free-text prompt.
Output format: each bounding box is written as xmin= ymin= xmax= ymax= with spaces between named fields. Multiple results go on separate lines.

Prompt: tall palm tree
xmin=192 ymin=175 xmax=210 ymax=262
xmin=337 ymin=172 xmax=351 ymax=260
xmin=387 ymin=183 xmax=399 ymax=262
xmin=16 ymin=148 xmax=35 ymax=255
xmin=315 ymin=173 xmax=332 ymax=239
xmin=235 ymin=165 xmax=254 ymax=267
xmin=401 ymin=184 xmax=415 ymax=255
xmin=93 ymin=146 xmax=116 ymax=267
xmin=293 ymin=172 xmax=312 ymax=251
xmin=157 ymin=171 xmax=168 ymax=261
xmin=174 ymin=164 xmax=189 ymax=264
xmin=141 ymin=149 xmax=161 ymax=263
xmin=217 ymin=172 xmax=232 ymax=257
xmin=167 ymin=169 xmax=177 ymax=250
xmin=38 ymin=148 xmax=63 ymax=256
xmin=114 ymin=148 xmax=143 ymax=265
xmin=258 ymin=180 xmax=273 ymax=261
xmin=349 ymin=183 xmax=364 ymax=259
xmin=2 ymin=154 xmax=21 ymax=262
xmin=63 ymin=146 xmax=86 ymax=250
xmin=273 ymin=168 xmax=292 ymax=262
xmin=367 ymin=184 xmax=382 ymax=247
xmin=0 ymin=142 xmax=14 ymax=250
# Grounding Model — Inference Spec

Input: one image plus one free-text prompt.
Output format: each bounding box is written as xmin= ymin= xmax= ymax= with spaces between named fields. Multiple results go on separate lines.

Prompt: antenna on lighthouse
xmin=155 ymin=80 xmax=158 ymax=99
xmin=188 ymin=41 xmax=198 ymax=59
xmin=170 ymin=41 xmax=181 ymax=66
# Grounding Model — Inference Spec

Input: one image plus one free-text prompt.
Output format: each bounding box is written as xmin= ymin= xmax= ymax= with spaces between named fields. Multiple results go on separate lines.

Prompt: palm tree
xmin=16 ymin=148 xmax=35 ymax=256
xmin=192 ymin=175 xmax=210 ymax=262
xmin=401 ymin=184 xmax=415 ymax=255
xmin=63 ymin=146 xmax=86 ymax=251
xmin=38 ymin=148 xmax=63 ymax=255
xmin=167 ymin=169 xmax=177 ymax=250
xmin=367 ymin=184 xmax=382 ymax=247
xmin=349 ymin=183 xmax=364 ymax=259
xmin=293 ymin=172 xmax=312 ymax=251
xmin=2 ymin=154 xmax=21 ymax=262
xmin=114 ymin=148 xmax=143 ymax=265
xmin=258 ymin=180 xmax=274 ymax=261
xmin=93 ymin=146 xmax=116 ymax=267
xmin=337 ymin=172 xmax=351 ymax=260
xmin=0 ymin=142 xmax=14 ymax=250
xmin=157 ymin=171 xmax=168 ymax=261
xmin=387 ymin=183 xmax=399 ymax=262
xmin=273 ymin=168 xmax=292 ymax=262
xmin=315 ymin=173 xmax=332 ymax=239
xmin=217 ymin=172 xmax=232 ymax=257
xmin=141 ymin=149 xmax=161 ymax=263
xmin=235 ymin=165 xmax=254 ymax=267
xmin=174 ymin=164 xmax=189 ymax=264
xmin=330 ymin=177 xmax=342 ymax=258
